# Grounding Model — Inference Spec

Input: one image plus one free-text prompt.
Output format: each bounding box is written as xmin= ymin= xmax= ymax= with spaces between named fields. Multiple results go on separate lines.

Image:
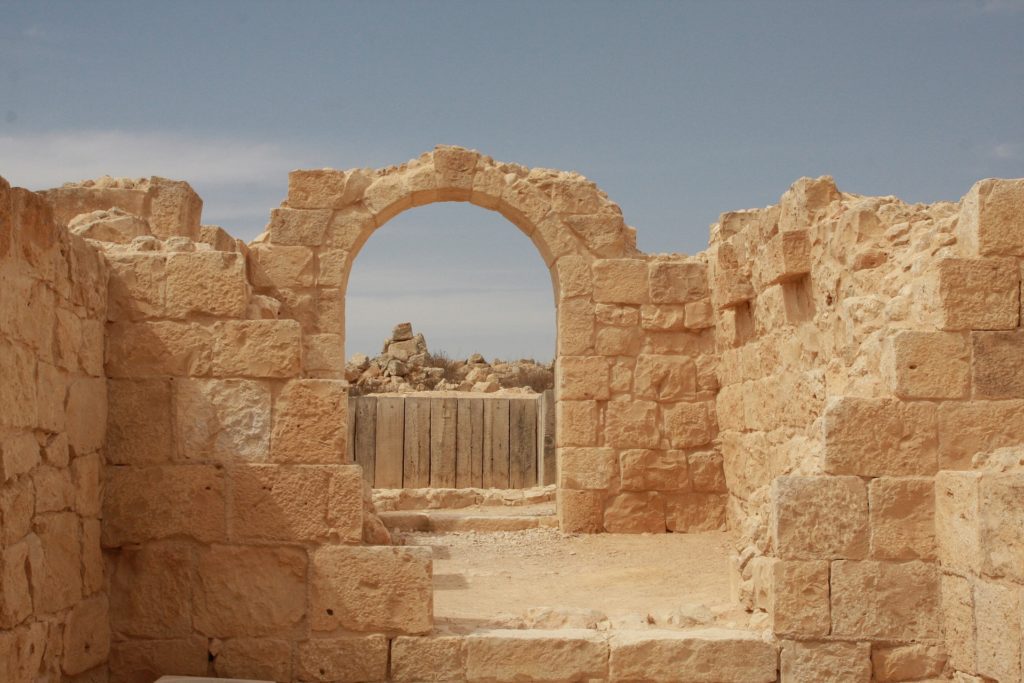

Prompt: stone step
xmin=379 ymin=510 xmax=558 ymax=532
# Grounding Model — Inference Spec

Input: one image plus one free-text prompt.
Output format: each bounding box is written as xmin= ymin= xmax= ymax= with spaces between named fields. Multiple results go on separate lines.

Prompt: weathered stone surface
xmin=0 ymin=540 xmax=33 ymax=628
xmin=109 ymin=542 xmax=193 ymax=638
xmin=210 ymin=319 xmax=302 ymax=378
xmin=761 ymin=230 xmax=810 ymax=286
xmin=593 ymin=258 xmax=648 ymax=304
xmin=175 ymin=378 xmax=271 ymax=462
xmin=958 ymin=177 xmax=1024 ymax=256
xmin=557 ymin=488 xmax=605 ymax=533
xmin=779 ymin=640 xmax=870 ymax=683
xmin=557 ymin=356 xmax=610 ymax=400
xmin=108 ymin=636 xmax=209 ymax=683
xmin=609 ymin=629 xmax=778 ymax=683
xmin=558 ymin=447 xmax=616 ymax=490
xmin=885 ymin=330 xmax=970 ymax=399
xmin=392 ymin=635 xmax=466 ymax=682
xmin=662 ymin=401 xmax=714 ymax=448
xmin=648 ymin=261 xmax=706 ymax=304
xmin=980 ymin=471 xmax=1024 ymax=582
xmin=941 ymin=573 xmax=976 ymax=672
xmin=665 ymin=492 xmax=726 ymax=532
xmin=310 ymin=545 xmax=432 ymax=634
xmin=147 ymin=177 xmax=203 ymax=240
xmin=165 ymin=250 xmax=248 ymax=318
xmin=213 ymin=637 xmax=292 ymax=682
xmin=248 ymin=242 xmax=315 ymax=288
xmin=103 ymin=465 xmax=226 ymax=545
xmin=604 ymin=492 xmax=665 ymax=533
xmin=106 ymin=379 xmax=174 ymax=465
xmin=466 ymin=629 xmax=608 ymax=683
xmin=619 ymin=449 xmax=688 ymax=492
xmin=595 ymin=325 xmax=641 ymax=356
xmin=634 ymin=355 xmax=696 ymax=401
xmin=974 ymin=578 xmax=1021 ymax=683
xmin=268 ymin=207 xmax=331 ymax=245
xmin=31 ymin=464 xmax=74 ymax=513
xmin=271 ymin=379 xmax=348 ymax=463
xmin=972 ymin=330 xmax=1024 ymax=399
xmin=770 ymin=560 xmax=831 ymax=639
xmin=557 ymin=297 xmax=595 ymax=355
xmin=106 ymin=253 xmax=166 ymax=320
xmin=605 ymin=400 xmax=659 ymax=448
xmin=772 ymin=476 xmax=869 ymax=560
xmin=0 ymin=476 xmax=34 ymax=545
xmin=688 ymin=451 xmax=727 ymax=492
xmin=831 ymin=560 xmax=941 ymax=639
xmin=295 ymin=635 xmax=389 ymax=683
xmin=66 ymin=377 xmax=107 ymax=455
xmin=193 ymin=544 xmax=307 ymax=637
xmin=823 ymin=397 xmax=937 ymax=475
xmin=937 ymin=257 xmax=1020 ymax=330
xmin=555 ymin=400 xmax=599 ymax=447
xmin=33 ymin=512 xmax=83 ymax=614
xmin=938 ymin=400 xmax=1024 ymax=469
xmin=868 ymin=477 xmax=935 ymax=561
xmin=105 ymin=321 xmax=212 ymax=377
xmin=62 ymin=594 xmax=110 ymax=675
xmin=871 ymin=643 xmax=947 ymax=682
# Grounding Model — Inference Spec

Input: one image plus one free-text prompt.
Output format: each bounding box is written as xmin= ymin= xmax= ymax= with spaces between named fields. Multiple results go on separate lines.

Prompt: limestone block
xmin=175 ymin=378 xmax=271 ymax=462
xmin=779 ymin=640 xmax=870 ymax=683
xmin=554 ymin=254 xmax=593 ymax=299
xmin=830 ymin=560 xmax=941 ymax=639
xmin=71 ymin=453 xmax=101 ymax=517
xmin=34 ymin=361 xmax=66 ymax=434
xmin=145 ymin=177 xmax=202 ymax=240
xmin=639 ymin=304 xmax=687 ymax=331
xmin=0 ymin=345 xmax=36 ymax=429
xmin=972 ymin=330 xmax=1024 ymax=399
xmin=937 ymin=257 xmax=1020 ymax=330
xmin=556 ymin=297 xmax=595 ymax=355
xmin=608 ymin=629 xmax=778 ymax=683
xmin=593 ymin=258 xmax=648 ymax=304
xmin=778 ymin=176 xmax=839 ymax=231
xmin=941 ymin=573 xmax=976 ymax=672
xmin=957 ymin=177 xmax=1024 ymax=256
xmin=662 ymin=401 xmax=714 ymax=449
xmin=106 ymin=253 xmax=166 ymax=321
xmin=974 ymin=579 xmax=1021 ymax=683
xmin=269 ymin=379 xmax=347 ymax=463
xmin=392 ymin=635 xmax=466 ymax=682
xmin=558 ymin=447 xmax=616 ymax=490
xmin=193 ymin=544 xmax=306 ymax=637
xmin=980 ymin=471 xmax=1024 ymax=582
xmin=594 ymin=325 xmax=641 ymax=356
xmin=0 ymin=621 xmax=47 ymax=682
xmin=619 ymin=449 xmax=688 ymax=491
xmin=688 ymin=451 xmax=727 ymax=492
xmin=62 ymin=594 xmax=110 ymax=675
xmin=316 ymin=248 xmax=348 ymax=287
xmin=634 ymin=355 xmax=697 ymax=401
xmin=0 ymin=476 xmax=34 ymax=544
xmin=106 ymin=379 xmax=174 ymax=465
xmin=871 ymin=643 xmax=947 ymax=682
xmin=103 ymin=465 xmax=226 ymax=545
xmin=165 ymin=250 xmax=248 ymax=318
xmin=1 ymin=431 xmax=40 ymax=484
xmin=317 ymin=287 xmax=343 ymax=333
xmin=199 ymin=223 xmax=239 ymax=251
xmin=761 ymin=230 xmax=810 ymax=286
xmin=66 ymin=376 xmax=107 ymax=455
xmin=685 ymin=298 xmax=714 ymax=329
xmin=665 ymin=492 xmax=727 ymax=532
xmin=247 ymin=242 xmax=315 ymax=289
xmin=823 ymin=397 xmax=937 ymax=476
xmin=295 ymin=635 xmax=389 ymax=683
xmin=80 ymin=519 xmax=102 ymax=596
xmin=304 ymin=333 xmax=345 ymax=373
xmin=772 ymin=476 xmax=869 ymax=560
xmin=326 ymin=205 xmax=375 ymax=251
xmin=868 ymin=477 xmax=936 ymax=561
xmin=109 ymin=542 xmax=193 ymax=638
xmin=555 ymin=400 xmax=599 ymax=447
xmin=213 ymin=637 xmax=292 ymax=682
xmin=557 ymin=488 xmax=605 ymax=533
xmin=288 ymin=168 xmax=352 ymax=209
xmin=713 ymin=267 xmax=754 ymax=309
xmin=596 ymin=303 xmax=640 ymax=327
xmin=268 ymin=207 xmax=331 ymax=246
xmin=604 ymin=492 xmax=665 ymax=533
xmin=605 ymin=400 xmax=659 ymax=448
xmin=0 ymin=540 xmax=32 ymax=628
xmin=210 ymin=320 xmax=302 ymax=378
xmin=885 ymin=330 xmax=970 ymax=399
xmin=939 ymin=399 xmax=1024 ymax=470
xmin=105 ymin=321 xmax=213 ymax=377
xmin=648 ymin=261 xmax=707 ymax=304
xmin=229 ymin=464 xmax=363 ymax=544
xmin=108 ymin=635 xmax=209 ymax=683
xmin=32 ymin=512 xmax=83 ymax=614
xmin=310 ymin=545 xmax=432 ymax=634
xmin=466 ymin=629 xmax=608 ymax=683
xmin=557 ymin=356 xmax=609 ymax=400
xmin=434 ymin=147 xmax=480 ymax=196
xmin=770 ymin=560 xmax=831 ymax=639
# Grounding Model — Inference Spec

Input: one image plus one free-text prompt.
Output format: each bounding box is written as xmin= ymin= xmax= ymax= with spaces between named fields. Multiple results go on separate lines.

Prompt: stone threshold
xmin=379 ymin=509 xmax=558 ymax=532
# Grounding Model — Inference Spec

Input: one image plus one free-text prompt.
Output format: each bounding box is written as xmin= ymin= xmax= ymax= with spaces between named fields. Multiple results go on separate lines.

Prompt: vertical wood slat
xmin=542 ymin=389 xmax=556 ymax=486
xmin=429 ymin=397 xmax=458 ymax=487
xmin=353 ymin=396 xmax=377 ymax=485
xmin=470 ymin=399 xmax=484 ymax=487
xmin=490 ymin=399 xmax=511 ymax=488
xmin=509 ymin=398 xmax=537 ymax=488
xmin=455 ymin=399 xmax=475 ymax=488
xmin=347 ymin=396 xmax=356 ymax=463
xmin=374 ymin=397 xmax=404 ymax=488
xmin=482 ymin=399 xmax=495 ymax=488
xmin=403 ymin=397 xmax=431 ymax=488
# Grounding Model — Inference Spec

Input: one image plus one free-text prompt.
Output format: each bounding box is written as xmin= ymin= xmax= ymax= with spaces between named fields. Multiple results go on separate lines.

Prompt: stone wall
xmin=0 ymin=177 xmax=109 ymax=681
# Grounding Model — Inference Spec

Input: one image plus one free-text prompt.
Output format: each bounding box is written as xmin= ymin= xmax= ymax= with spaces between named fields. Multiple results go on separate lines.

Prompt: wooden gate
xmin=348 ymin=394 xmax=552 ymax=489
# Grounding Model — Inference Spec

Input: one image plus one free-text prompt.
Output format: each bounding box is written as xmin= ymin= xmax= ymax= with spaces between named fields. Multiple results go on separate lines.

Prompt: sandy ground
xmin=395 ymin=525 xmax=741 ymax=631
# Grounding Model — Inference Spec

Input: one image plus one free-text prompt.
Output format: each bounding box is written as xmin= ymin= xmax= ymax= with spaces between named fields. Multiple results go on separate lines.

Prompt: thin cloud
xmin=978 ymin=0 xmax=1024 ymax=12
xmin=990 ymin=142 xmax=1020 ymax=160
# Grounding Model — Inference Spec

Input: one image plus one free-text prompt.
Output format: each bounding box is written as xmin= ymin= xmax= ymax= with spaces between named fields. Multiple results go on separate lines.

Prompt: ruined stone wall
xmin=0 ymin=178 xmax=109 ymax=681
xmin=711 ymin=175 xmax=1024 ymax=679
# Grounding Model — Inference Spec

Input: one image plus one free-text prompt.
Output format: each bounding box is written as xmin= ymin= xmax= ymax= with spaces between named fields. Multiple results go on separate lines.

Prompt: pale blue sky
xmin=1 ymin=1 xmax=1022 ymax=359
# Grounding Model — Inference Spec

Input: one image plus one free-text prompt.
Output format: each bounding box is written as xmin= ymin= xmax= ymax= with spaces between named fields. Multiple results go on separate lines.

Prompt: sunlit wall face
xmin=345 ymin=202 xmax=556 ymax=363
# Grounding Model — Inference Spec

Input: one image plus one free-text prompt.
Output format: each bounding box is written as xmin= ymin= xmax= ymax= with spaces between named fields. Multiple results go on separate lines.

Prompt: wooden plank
xmin=374 ymin=396 xmax=404 ymax=488
xmin=482 ymin=399 xmax=496 ymax=488
xmin=353 ymin=396 xmax=377 ymax=485
xmin=403 ymin=397 xmax=431 ymax=488
xmin=509 ymin=398 xmax=537 ymax=488
xmin=470 ymin=399 xmax=484 ymax=487
xmin=542 ymin=389 xmax=556 ymax=486
xmin=456 ymin=399 xmax=472 ymax=488
xmin=429 ymin=397 xmax=457 ymax=487
xmin=491 ymin=399 xmax=511 ymax=488
xmin=346 ymin=396 xmax=356 ymax=464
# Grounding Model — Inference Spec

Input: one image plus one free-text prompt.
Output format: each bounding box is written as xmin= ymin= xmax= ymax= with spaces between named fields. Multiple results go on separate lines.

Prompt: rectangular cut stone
xmin=558 ymin=447 xmax=616 ymax=490
xmin=885 ymin=330 xmax=970 ymax=399
xmin=557 ymin=488 xmax=605 ymax=533
xmin=831 ymin=560 xmax=941 ymax=639
xmin=938 ymin=400 xmax=1024 ymax=470
xmin=871 ymin=643 xmax=947 ymax=682
xmin=957 ymin=178 xmax=1024 ymax=256
xmin=193 ymin=544 xmax=307 ymax=638
xmin=620 ymin=449 xmax=688 ymax=492
xmin=971 ymin=330 xmax=1024 ymax=399
xmin=175 ymin=378 xmax=272 ymax=462
xmin=106 ymin=253 xmax=166 ymax=320
xmin=941 ymin=573 xmax=976 ymax=672
xmin=556 ymin=356 xmax=609 ymax=400
xmin=974 ymin=579 xmax=1022 ymax=683
xmin=66 ymin=376 xmax=107 ymax=454
xmin=662 ymin=401 xmax=714 ymax=448
xmin=105 ymin=321 xmax=212 ymax=377
xmin=62 ymin=594 xmax=111 ymax=675
xmin=32 ymin=512 xmax=83 ymax=614
xmin=609 ymin=629 xmax=777 ymax=683
xmin=648 ymin=260 xmax=707 ymax=303
xmin=296 ymin=635 xmax=389 ymax=683
xmin=761 ymin=230 xmax=810 ymax=285
xmin=0 ymin=541 xmax=33 ymax=628
xmin=772 ymin=476 xmax=869 ymax=560
xmin=148 ymin=177 xmax=203 ymax=240
xmin=109 ymin=542 xmax=193 ymax=639
xmin=210 ymin=320 xmax=302 ymax=378
xmin=688 ymin=451 xmax=727 ymax=492
xmin=780 ymin=640 xmax=870 ymax=683
xmin=288 ymin=168 xmax=348 ymax=209
xmin=604 ymin=491 xmax=665 ymax=533
xmin=557 ymin=297 xmax=595 ymax=355
xmin=108 ymin=636 xmax=209 ymax=683
xmin=268 ymin=207 xmax=331 ymax=245
xmin=102 ymin=465 xmax=226 ymax=545
xmin=392 ymin=635 xmax=466 ymax=682
xmin=713 ymin=266 xmax=754 ymax=309
xmin=979 ymin=472 xmax=1024 ymax=582
xmin=640 ymin=304 xmax=687 ymax=331
xmin=555 ymin=400 xmax=599 ymax=447
xmin=310 ymin=545 xmax=432 ymax=634
xmin=770 ymin=560 xmax=831 ymax=639
xmin=165 ymin=251 xmax=248 ymax=318
xmin=937 ymin=257 xmax=1020 ymax=330
xmin=664 ymin=492 xmax=726 ymax=531
xmin=823 ymin=397 xmax=937 ymax=476
xmin=605 ymin=400 xmax=660 ymax=448
xmin=106 ymin=379 xmax=174 ymax=465
xmin=247 ymin=242 xmax=315 ymax=289
xmin=466 ymin=629 xmax=608 ymax=683
xmin=271 ymin=379 xmax=348 ymax=463
xmin=213 ymin=637 xmax=293 ymax=682
xmin=593 ymin=258 xmax=649 ymax=304
xmin=634 ymin=355 xmax=696 ymax=401
xmin=868 ymin=477 xmax=936 ymax=561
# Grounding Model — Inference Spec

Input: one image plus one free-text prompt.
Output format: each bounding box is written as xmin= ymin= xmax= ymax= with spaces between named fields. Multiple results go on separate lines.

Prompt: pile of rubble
xmin=345 ymin=322 xmax=553 ymax=395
